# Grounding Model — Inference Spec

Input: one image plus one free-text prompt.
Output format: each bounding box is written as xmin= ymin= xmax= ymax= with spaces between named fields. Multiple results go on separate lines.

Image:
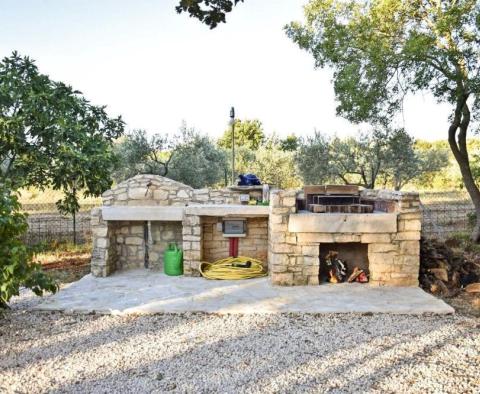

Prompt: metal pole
xmin=230 ymin=107 xmax=235 ymax=185
xmin=72 ymin=183 xmax=76 ymax=245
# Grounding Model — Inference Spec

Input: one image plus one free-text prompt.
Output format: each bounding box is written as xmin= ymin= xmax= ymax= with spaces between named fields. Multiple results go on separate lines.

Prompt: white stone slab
xmin=101 ymin=206 xmax=184 ymax=221
xmin=35 ymin=269 xmax=454 ymax=315
xmin=185 ymin=204 xmax=269 ymax=217
xmin=288 ymin=212 xmax=397 ymax=233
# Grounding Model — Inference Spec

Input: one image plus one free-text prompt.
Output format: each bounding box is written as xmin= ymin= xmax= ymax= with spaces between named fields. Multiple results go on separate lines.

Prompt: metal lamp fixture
xmin=230 ymin=107 xmax=235 ymax=185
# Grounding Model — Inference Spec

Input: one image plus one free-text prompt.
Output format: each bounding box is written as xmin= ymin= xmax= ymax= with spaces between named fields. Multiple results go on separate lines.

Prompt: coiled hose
xmin=199 ymin=256 xmax=267 ymax=280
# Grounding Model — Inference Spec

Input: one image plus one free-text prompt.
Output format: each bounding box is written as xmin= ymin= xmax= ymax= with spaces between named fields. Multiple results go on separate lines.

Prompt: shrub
xmin=0 ymin=185 xmax=58 ymax=308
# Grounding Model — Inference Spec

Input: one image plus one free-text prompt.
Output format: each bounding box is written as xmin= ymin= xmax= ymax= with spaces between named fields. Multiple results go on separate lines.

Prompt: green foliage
xmin=296 ymin=132 xmax=331 ymax=185
xmin=286 ymin=0 xmax=480 ymax=239
xmin=176 ymin=0 xmax=244 ymax=29
xmin=296 ymin=128 xmax=448 ymax=189
xmin=114 ymin=124 xmax=227 ymax=188
xmin=249 ymin=144 xmax=301 ymax=189
xmin=0 ymin=52 xmax=125 ymax=217
xmin=286 ymin=0 xmax=480 ymax=123
xmin=113 ymin=130 xmax=173 ymax=181
xmin=384 ymin=129 xmax=449 ymax=190
xmin=0 ymin=184 xmax=58 ymax=308
xmin=413 ymin=139 xmax=476 ymax=190
xmin=169 ymin=126 xmax=227 ymax=188
xmin=218 ymin=119 xmax=265 ymax=150
xmin=280 ymin=135 xmax=299 ymax=152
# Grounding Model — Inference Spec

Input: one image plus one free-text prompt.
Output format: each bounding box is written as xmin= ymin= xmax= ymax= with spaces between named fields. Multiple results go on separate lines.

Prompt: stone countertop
xmin=101 ymin=204 xmax=269 ymax=221
xmin=185 ymin=204 xmax=269 ymax=217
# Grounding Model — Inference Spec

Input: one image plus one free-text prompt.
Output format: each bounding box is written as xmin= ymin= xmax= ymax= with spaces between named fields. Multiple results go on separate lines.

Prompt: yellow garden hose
xmin=199 ymin=256 xmax=267 ymax=280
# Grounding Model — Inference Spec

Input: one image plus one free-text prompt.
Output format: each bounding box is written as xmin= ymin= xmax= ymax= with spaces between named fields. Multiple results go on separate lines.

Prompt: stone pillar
xmin=367 ymin=192 xmax=421 ymax=287
xmin=268 ymin=189 xmax=314 ymax=286
xmin=182 ymin=213 xmax=202 ymax=276
xmin=90 ymin=208 xmax=118 ymax=277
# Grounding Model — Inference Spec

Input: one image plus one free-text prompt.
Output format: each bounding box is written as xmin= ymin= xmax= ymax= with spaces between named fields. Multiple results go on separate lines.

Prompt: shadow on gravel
xmin=45 ymin=315 xmax=472 ymax=393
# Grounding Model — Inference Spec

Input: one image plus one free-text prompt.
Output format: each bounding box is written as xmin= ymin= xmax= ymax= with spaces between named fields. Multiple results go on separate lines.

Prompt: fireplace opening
xmin=319 ymin=243 xmax=369 ymax=284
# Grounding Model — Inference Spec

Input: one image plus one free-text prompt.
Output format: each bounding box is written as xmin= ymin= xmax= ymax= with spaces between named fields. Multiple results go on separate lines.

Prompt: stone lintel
xmin=288 ymin=213 xmax=397 ymax=233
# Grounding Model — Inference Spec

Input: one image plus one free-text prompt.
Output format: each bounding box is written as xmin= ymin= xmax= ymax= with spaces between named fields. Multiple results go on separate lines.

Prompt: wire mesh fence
xmin=17 ymin=188 xmax=475 ymax=245
xmin=420 ymin=190 xmax=474 ymax=239
xmin=19 ymin=188 xmax=101 ymax=246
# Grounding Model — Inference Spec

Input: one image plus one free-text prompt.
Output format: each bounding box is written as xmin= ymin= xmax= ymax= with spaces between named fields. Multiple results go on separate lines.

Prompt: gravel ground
xmin=1 ymin=292 xmax=479 ymax=394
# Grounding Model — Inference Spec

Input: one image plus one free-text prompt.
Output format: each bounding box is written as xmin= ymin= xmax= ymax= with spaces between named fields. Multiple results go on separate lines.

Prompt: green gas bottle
xmin=164 ymin=243 xmax=183 ymax=276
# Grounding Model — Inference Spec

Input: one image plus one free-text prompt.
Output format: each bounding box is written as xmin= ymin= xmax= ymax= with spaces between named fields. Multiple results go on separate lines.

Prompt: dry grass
xmin=34 ymin=242 xmax=91 ymax=283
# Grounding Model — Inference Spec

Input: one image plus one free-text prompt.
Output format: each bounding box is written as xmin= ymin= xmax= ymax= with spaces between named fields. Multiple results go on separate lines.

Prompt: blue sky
xmin=1 ymin=0 xmax=450 ymax=140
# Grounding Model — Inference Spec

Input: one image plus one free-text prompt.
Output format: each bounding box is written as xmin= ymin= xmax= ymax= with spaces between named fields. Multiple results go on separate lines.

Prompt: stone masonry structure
xmin=91 ymin=174 xmax=421 ymax=287
xmin=268 ymin=189 xmax=421 ymax=286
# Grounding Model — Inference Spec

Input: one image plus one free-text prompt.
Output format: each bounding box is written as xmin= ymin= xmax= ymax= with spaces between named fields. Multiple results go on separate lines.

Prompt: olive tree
xmin=296 ymin=128 xmax=448 ymax=189
xmin=286 ymin=0 xmax=480 ymax=240
xmin=113 ymin=130 xmax=174 ymax=181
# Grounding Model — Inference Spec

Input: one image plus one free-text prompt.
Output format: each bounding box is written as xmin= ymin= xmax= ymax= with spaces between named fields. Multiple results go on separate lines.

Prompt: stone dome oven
xmin=91 ymin=175 xmax=421 ymax=287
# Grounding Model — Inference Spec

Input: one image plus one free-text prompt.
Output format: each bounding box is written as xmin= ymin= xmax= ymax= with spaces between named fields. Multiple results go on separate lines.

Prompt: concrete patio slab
xmin=35 ymin=269 xmax=455 ymax=315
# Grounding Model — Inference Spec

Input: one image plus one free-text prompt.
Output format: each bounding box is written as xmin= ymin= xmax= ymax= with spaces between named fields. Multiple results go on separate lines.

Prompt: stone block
xmin=160 ymin=230 xmax=174 ymax=240
xmin=285 ymin=235 xmax=297 ymax=244
xmin=398 ymin=212 xmax=422 ymax=220
xmin=184 ymin=235 xmax=201 ymax=242
xmin=360 ymin=234 xmax=392 ymax=244
xmin=269 ymin=253 xmax=289 ymax=266
xmin=269 ymin=223 xmax=288 ymax=232
xmin=116 ymin=193 xmax=128 ymax=201
xmin=93 ymin=226 xmax=108 ymax=237
xmin=132 ymin=225 xmax=146 ymax=234
xmin=272 ymin=207 xmax=291 ymax=215
xmin=370 ymin=271 xmax=391 ymax=281
xmin=333 ymin=234 xmax=361 ymax=243
xmin=308 ymin=275 xmax=320 ymax=285
xmin=394 ymin=231 xmax=421 ymax=241
xmin=369 ymin=243 xmax=398 ymax=253
xmin=297 ymin=233 xmax=335 ymax=244
xmin=399 ymin=241 xmax=420 ymax=256
xmin=270 ymin=243 xmax=292 ymax=254
xmin=403 ymin=220 xmax=422 ymax=232
xmin=96 ymin=238 xmax=109 ymax=248
xmin=394 ymin=255 xmax=419 ymax=267
xmin=291 ymin=275 xmax=307 ymax=286
xmin=283 ymin=197 xmax=296 ymax=207
xmin=184 ymin=215 xmax=200 ymax=226
xmin=289 ymin=213 xmax=397 ymax=233
xmin=91 ymin=216 xmax=100 ymax=226
xmin=272 ymin=264 xmax=288 ymax=273
xmin=271 ymin=272 xmax=294 ymax=286
xmin=125 ymin=236 xmax=143 ymax=246
xmin=91 ymin=265 xmax=107 ymax=277
xmin=177 ymin=189 xmax=190 ymax=199
xmin=153 ymin=189 xmax=169 ymax=200
xmin=302 ymin=245 xmax=319 ymax=256
xmin=269 ymin=232 xmax=285 ymax=243
xmin=385 ymin=277 xmax=418 ymax=287
xmin=368 ymin=252 xmax=395 ymax=266
xmin=302 ymin=266 xmax=319 ymax=276
xmin=128 ymin=187 xmax=149 ymax=200
xmin=302 ymin=256 xmax=319 ymax=266
xmin=270 ymin=215 xmax=284 ymax=224
xmin=270 ymin=193 xmax=281 ymax=208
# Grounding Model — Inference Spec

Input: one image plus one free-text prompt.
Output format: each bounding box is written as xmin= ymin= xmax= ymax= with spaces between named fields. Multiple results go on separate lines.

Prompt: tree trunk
xmin=447 ymin=98 xmax=480 ymax=242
